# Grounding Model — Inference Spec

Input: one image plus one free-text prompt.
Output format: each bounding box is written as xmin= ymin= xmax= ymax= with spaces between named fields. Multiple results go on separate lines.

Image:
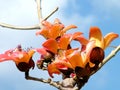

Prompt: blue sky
xmin=0 ymin=0 xmax=120 ymax=90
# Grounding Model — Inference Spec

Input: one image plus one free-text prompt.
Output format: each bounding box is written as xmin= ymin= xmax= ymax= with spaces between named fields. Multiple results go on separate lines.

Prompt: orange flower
xmin=37 ymin=26 xmax=119 ymax=78
xmin=58 ymin=32 xmax=83 ymax=50
xmin=47 ymin=39 xmax=96 ymax=78
xmin=47 ymin=49 xmax=74 ymax=78
xmin=0 ymin=45 xmax=35 ymax=72
xmin=89 ymin=27 xmax=119 ymax=49
xmin=42 ymin=39 xmax=58 ymax=54
xmin=36 ymin=18 xmax=77 ymax=39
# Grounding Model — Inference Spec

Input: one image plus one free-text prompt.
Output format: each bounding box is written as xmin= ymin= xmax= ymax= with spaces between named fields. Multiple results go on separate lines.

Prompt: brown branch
xmin=91 ymin=45 xmax=120 ymax=75
xmin=25 ymin=45 xmax=120 ymax=90
xmin=25 ymin=71 xmax=60 ymax=89
xmin=26 ymin=76 xmax=60 ymax=89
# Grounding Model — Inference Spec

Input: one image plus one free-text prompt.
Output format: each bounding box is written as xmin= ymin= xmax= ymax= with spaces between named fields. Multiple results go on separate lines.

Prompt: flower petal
xmin=72 ymin=32 xmax=83 ymax=39
xmin=12 ymin=52 xmax=30 ymax=65
xmin=48 ymin=63 xmax=61 ymax=78
xmin=67 ymin=51 xmax=86 ymax=69
xmin=0 ymin=54 xmax=13 ymax=62
xmin=89 ymin=27 xmax=104 ymax=48
xmin=34 ymin=48 xmax=48 ymax=55
xmin=104 ymin=32 xmax=119 ymax=49
xmin=36 ymin=20 xmax=52 ymax=38
xmin=43 ymin=39 xmax=58 ymax=54
xmin=48 ymin=58 xmax=72 ymax=78
xmin=75 ymin=35 xmax=89 ymax=45
xmin=58 ymin=34 xmax=72 ymax=50
xmin=49 ymin=24 xmax=62 ymax=39
xmin=61 ymin=25 xmax=77 ymax=35
xmin=28 ymin=50 xmax=35 ymax=58
xmin=36 ymin=28 xmax=49 ymax=38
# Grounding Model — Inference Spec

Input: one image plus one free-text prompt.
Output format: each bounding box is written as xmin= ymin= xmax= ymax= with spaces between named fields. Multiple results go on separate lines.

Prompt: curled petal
xmin=75 ymin=35 xmax=89 ymax=45
xmin=61 ymin=25 xmax=77 ymax=35
xmin=72 ymin=32 xmax=83 ymax=39
xmin=104 ymin=33 xmax=119 ymax=49
xmin=89 ymin=27 xmax=104 ymax=48
xmin=0 ymin=54 xmax=13 ymax=62
xmin=43 ymin=39 xmax=58 ymax=54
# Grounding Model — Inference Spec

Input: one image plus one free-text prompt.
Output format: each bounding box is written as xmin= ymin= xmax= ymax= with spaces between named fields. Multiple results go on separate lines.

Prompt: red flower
xmin=0 ymin=45 xmax=35 ymax=72
xmin=47 ymin=38 xmax=95 ymax=77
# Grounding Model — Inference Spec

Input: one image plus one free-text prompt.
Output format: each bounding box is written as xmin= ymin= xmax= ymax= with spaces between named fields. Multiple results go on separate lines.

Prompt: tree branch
xmin=25 ymin=71 xmax=60 ymax=89
xmin=44 ymin=7 xmax=58 ymax=21
xmin=0 ymin=23 xmax=40 ymax=30
xmin=36 ymin=0 xmax=43 ymax=28
xmin=0 ymin=0 xmax=58 ymax=30
xmin=36 ymin=0 xmax=42 ymax=22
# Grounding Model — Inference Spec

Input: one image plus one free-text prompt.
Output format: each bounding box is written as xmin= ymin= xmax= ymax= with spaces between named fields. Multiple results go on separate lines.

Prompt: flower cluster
xmin=0 ymin=18 xmax=119 ymax=79
xmin=35 ymin=18 xmax=119 ymax=78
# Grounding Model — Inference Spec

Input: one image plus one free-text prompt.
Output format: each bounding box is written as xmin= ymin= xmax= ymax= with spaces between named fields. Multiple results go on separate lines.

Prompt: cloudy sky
xmin=0 ymin=0 xmax=120 ymax=90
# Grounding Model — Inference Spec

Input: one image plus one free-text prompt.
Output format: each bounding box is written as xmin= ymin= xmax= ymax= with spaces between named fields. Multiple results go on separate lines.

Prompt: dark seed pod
xmin=16 ymin=58 xmax=35 ymax=72
xmin=90 ymin=47 xmax=104 ymax=65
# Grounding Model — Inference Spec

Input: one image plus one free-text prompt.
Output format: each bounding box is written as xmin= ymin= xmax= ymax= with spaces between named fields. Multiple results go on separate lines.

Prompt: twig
xmin=25 ymin=71 xmax=60 ymax=89
xmin=0 ymin=1 xmax=58 ymax=30
xmin=36 ymin=0 xmax=42 ymax=23
xmin=44 ymin=7 xmax=59 ymax=21
xmin=91 ymin=45 xmax=120 ymax=75
xmin=101 ymin=45 xmax=120 ymax=67
xmin=0 ymin=23 xmax=40 ymax=30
